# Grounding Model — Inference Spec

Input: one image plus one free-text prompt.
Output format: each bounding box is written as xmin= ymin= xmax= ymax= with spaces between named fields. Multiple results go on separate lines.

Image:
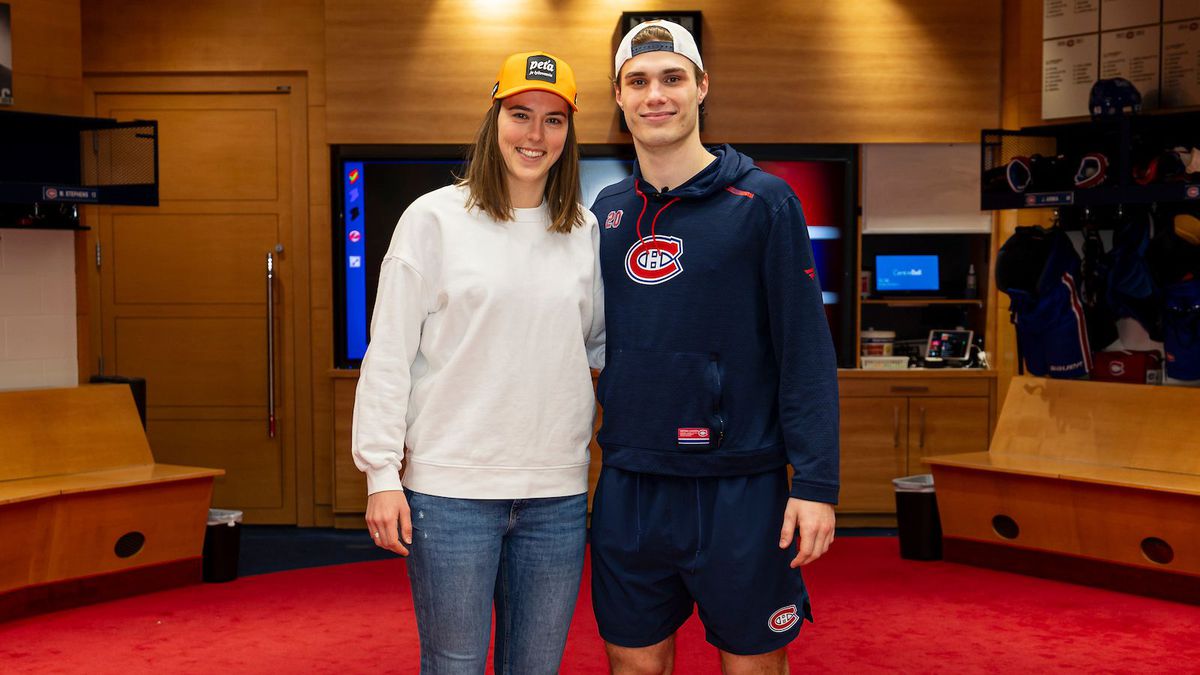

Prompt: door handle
xmin=919 ymin=406 xmax=927 ymax=450
xmin=266 ymin=251 xmax=276 ymax=439
xmin=893 ymin=405 xmax=900 ymax=449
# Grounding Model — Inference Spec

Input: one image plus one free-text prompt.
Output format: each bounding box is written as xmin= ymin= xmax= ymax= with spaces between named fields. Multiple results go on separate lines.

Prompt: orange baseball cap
xmin=491 ymin=51 xmax=578 ymax=111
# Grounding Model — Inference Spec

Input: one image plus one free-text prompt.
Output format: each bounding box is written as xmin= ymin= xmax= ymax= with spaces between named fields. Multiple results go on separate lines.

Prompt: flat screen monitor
xmin=332 ymin=144 xmax=858 ymax=368
xmin=874 ymin=254 xmax=940 ymax=293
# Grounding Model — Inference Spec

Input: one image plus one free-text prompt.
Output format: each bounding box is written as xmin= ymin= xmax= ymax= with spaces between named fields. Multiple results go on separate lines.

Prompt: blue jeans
xmin=404 ymin=489 xmax=587 ymax=675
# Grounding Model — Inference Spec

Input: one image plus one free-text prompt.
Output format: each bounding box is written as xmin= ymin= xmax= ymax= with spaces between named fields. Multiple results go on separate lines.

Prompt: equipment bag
xmin=995 ymin=226 xmax=1092 ymax=378
xmin=1164 ymin=277 xmax=1200 ymax=381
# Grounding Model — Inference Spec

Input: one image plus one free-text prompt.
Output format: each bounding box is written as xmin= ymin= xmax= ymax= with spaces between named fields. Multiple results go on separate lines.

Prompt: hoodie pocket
xmin=597 ymin=349 xmax=724 ymax=452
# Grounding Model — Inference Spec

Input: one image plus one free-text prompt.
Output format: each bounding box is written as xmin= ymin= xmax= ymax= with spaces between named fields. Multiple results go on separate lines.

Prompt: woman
xmin=351 ymin=51 xmax=603 ymax=674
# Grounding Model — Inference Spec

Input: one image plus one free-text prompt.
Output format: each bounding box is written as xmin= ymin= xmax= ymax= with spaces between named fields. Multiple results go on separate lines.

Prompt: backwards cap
xmin=492 ymin=51 xmax=578 ymax=111
xmin=614 ymin=20 xmax=703 ymax=78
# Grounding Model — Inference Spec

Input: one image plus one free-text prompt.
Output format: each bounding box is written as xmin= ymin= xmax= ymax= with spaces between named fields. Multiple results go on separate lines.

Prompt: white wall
xmin=0 ymin=229 xmax=78 ymax=391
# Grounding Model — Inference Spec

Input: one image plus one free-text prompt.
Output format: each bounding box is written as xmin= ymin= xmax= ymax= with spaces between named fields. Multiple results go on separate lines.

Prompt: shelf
xmin=0 ymin=224 xmax=89 ymax=231
xmin=838 ymin=368 xmax=996 ymax=379
xmin=980 ymin=110 xmax=1200 ymax=211
xmin=861 ymin=299 xmax=983 ymax=307
xmin=0 ymin=182 xmax=158 ymax=207
xmin=0 ymin=110 xmax=159 ymax=206
xmin=981 ymin=183 xmax=1200 ymax=211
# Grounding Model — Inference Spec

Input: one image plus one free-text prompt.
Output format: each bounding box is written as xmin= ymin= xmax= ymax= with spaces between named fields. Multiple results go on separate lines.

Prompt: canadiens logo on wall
xmin=625 ymin=236 xmax=683 ymax=285
xmin=0 ymin=3 xmax=13 ymax=106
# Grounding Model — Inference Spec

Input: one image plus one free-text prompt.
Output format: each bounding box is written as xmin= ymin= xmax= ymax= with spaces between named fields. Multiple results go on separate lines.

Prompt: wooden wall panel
xmin=75 ymin=0 xmax=1015 ymax=526
xmin=1004 ymin=0 xmax=1047 ymax=129
xmin=102 ymin=107 xmax=281 ymax=201
xmin=114 ymin=317 xmax=269 ymax=406
xmin=147 ymin=420 xmax=283 ymax=509
xmin=110 ymin=214 xmax=278 ymax=304
xmin=325 ymin=0 xmax=1002 ymax=144
xmin=312 ymin=310 xmax=334 ymax=511
xmin=3 ymin=0 xmax=82 ymax=115
xmin=332 ymin=376 xmax=364 ymax=513
xmin=81 ymin=0 xmax=326 ymax=104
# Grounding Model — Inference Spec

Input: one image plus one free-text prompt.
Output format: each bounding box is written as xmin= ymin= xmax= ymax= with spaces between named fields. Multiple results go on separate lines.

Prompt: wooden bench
xmin=926 ymin=375 xmax=1200 ymax=602
xmin=0 ymin=384 xmax=223 ymax=620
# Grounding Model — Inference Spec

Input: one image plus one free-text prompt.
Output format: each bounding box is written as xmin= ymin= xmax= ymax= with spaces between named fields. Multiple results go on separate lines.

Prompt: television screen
xmin=333 ymin=145 xmax=857 ymax=368
xmin=336 ymin=154 xmax=635 ymax=364
xmin=757 ymin=160 xmax=845 ymax=309
xmin=875 ymin=254 xmax=940 ymax=292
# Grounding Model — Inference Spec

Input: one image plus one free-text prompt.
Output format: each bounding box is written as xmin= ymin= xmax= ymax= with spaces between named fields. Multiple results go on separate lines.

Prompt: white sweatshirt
xmin=351 ymin=184 xmax=605 ymax=499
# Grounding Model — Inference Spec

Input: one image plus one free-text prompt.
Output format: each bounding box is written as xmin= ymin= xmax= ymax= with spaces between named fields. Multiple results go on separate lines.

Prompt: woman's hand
xmin=366 ymin=489 xmax=413 ymax=556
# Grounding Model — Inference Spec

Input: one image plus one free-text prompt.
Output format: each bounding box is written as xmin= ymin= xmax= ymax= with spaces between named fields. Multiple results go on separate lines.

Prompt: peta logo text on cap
xmin=526 ymin=56 xmax=557 ymax=83
xmin=492 ymin=51 xmax=578 ymax=111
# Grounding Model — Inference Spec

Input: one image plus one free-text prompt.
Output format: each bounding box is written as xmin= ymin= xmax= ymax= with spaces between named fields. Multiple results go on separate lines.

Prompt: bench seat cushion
xmin=928 ymin=452 xmax=1200 ymax=496
xmin=0 ymin=464 xmax=223 ymax=506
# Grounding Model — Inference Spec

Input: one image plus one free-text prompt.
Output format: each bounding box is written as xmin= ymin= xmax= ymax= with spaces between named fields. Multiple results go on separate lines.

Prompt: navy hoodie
xmin=590 ymin=145 xmax=840 ymax=504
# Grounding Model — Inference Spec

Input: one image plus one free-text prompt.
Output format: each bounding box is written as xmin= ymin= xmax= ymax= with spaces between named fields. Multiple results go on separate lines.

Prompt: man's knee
xmin=606 ymin=635 xmax=675 ymax=675
xmin=719 ymin=647 xmax=788 ymax=675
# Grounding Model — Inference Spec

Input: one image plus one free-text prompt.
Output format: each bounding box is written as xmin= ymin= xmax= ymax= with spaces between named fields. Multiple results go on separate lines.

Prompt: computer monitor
xmin=874 ymin=254 xmax=940 ymax=295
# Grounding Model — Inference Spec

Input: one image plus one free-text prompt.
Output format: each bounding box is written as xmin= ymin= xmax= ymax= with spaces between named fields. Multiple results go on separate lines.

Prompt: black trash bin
xmin=892 ymin=474 xmax=942 ymax=560
xmin=203 ymin=508 xmax=243 ymax=582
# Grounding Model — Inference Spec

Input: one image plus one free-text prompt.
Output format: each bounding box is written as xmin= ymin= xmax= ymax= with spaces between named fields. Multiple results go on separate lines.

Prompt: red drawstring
xmin=634 ymin=180 xmax=650 ymax=242
xmin=651 ymin=198 xmax=680 ymax=241
xmin=633 ymin=179 xmax=680 ymax=242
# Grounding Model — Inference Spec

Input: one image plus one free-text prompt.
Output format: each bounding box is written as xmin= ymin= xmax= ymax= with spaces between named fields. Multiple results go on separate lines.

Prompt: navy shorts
xmin=589 ymin=466 xmax=813 ymax=656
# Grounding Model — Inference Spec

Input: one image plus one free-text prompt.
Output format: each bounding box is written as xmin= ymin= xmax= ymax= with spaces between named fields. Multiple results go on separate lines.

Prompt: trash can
xmin=892 ymin=474 xmax=942 ymax=560
xmin=203 ymin=508 xmax=243 ymax=582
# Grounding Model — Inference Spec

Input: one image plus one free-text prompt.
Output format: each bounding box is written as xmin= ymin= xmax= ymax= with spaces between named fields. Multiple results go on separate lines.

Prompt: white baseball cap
xmin=614 ymin=20 xmax=704 ymax=79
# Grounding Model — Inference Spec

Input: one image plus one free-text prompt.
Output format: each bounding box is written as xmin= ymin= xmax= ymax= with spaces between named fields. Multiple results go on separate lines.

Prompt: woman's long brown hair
xmin=460 ymin=100 xmax=584 ymax=234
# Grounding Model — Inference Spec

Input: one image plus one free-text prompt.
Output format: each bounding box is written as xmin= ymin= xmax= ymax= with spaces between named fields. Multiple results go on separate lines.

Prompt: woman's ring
xmin=373 ymin=531 xmax=381 ymax=539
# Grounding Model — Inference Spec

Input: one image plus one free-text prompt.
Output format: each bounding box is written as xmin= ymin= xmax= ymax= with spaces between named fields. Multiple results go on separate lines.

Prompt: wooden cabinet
xmin=837 ymin=370 xmax=996 ymax=525
xmin=839 ymin=397 xmax=908 ymax=513
xmin=331 ymin=369 xmax=995 ymax=527
xmin=907 ymin=396 xmax=991 ymax=470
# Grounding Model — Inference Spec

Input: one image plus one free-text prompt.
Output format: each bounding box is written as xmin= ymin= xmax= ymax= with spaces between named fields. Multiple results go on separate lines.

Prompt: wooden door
xmin=838 ymin=397 xmax=908 ymax=513
xmin=907 ymin=397 xmax=991 ymax=474
xmin=90 ymin=77 xmax=308 ymax=523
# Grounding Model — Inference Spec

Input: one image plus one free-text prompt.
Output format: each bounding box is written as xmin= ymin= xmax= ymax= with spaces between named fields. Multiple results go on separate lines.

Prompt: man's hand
xmin=779 ymin=498 xmax=835 ymax=568
xmin=366 ymin=489 xmax=413 ymax=556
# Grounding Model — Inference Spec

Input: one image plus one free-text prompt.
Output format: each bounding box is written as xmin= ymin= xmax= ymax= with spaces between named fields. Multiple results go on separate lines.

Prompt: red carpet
xmin=3 ymin=538 xmax=1199 ymax=673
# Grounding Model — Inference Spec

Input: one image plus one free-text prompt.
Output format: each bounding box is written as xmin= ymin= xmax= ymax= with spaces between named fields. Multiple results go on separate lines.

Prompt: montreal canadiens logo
xmin=1109 ymin=361 xmax=1125 ymax=376
xmin=625 ymin=236 xmax=683 ymax=285
xmin=768 ymin=604 xmax=799 ymax=633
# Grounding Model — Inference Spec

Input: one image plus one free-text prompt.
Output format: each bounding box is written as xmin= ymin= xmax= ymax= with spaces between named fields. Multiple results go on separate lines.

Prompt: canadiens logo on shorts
xmin=768 ymin=604 xmax=799 ymax=633
xmin=677 ymin=428 xmax=710 ymax=445
xmin=625 ymin=236 xmax=683 ymax=285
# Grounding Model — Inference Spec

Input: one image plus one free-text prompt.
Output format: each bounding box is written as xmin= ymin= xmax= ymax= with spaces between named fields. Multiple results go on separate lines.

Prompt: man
xmin=589 ymin=20 xmax=839 ymax=675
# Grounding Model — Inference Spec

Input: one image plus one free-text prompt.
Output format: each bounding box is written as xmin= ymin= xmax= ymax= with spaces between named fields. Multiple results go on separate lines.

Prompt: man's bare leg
xmin=606 ymin=635 xmax=675 ymax=675
xmin=720 ymin=647 xmax=788 ymax=675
